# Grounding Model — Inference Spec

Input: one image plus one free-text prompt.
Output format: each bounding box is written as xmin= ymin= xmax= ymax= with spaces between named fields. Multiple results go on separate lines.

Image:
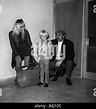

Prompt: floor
xmin=0 ymin=73 xmax=96 ymax=103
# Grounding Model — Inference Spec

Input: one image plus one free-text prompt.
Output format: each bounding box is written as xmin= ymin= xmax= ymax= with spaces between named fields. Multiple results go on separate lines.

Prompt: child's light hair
xmin=39 ymin=30 xmax=49 ymax=39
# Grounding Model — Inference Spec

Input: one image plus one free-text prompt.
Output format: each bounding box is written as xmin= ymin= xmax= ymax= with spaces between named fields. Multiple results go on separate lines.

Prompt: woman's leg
xmin=24 ymin=56 xmax=30 ymax=67
xmin=15 ymin=55 xmax=22 ymax=68
xmin=15 ymin=55 xmax=22 ymax=83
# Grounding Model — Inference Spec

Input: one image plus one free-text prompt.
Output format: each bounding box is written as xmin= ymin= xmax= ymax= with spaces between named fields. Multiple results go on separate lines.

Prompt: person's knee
xmin=61 ymin=60 xmax=72 ymax=69
xmin=15 ymin=55 xmax=21 ymax=62
xmin=49 ymin=60 xmax=57 ymax=70
xmin=66 ymin=60 xmax=73 ymax=67
xmin=15 ymin=55 xmax=22 ymax=67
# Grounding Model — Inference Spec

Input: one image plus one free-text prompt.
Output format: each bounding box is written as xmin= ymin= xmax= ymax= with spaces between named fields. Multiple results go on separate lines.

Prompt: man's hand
xmin=56 ymin=60 xmax=62 ymax=67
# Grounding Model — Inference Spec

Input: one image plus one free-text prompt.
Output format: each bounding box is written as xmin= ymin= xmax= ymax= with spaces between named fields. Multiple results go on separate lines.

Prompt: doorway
xmin=82 ymin=0 xmax=96 ymax=80
xmin=54 ymin=0 xmax=83 ymax=77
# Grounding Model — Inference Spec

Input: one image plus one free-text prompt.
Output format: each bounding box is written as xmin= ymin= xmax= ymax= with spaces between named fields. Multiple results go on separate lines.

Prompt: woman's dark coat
xmin=9 ymin=29 xmax=32 ymax=68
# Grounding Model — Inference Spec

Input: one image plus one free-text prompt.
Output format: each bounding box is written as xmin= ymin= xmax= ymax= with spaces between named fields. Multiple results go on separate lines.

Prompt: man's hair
xmin=55 ymin=29 xmax=66 ymax=36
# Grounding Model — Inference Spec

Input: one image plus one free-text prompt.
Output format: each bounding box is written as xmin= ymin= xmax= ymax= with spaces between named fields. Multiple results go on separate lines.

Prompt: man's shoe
xmin=37 ymin=82 xmax=43 ymax=86
xmin=44 ymin=83 xmax=49 ymax=87
xmin=52 ymin=76 xmax=58 ymax=81
xmin=66 ymin=78 xmax=72 ymax=85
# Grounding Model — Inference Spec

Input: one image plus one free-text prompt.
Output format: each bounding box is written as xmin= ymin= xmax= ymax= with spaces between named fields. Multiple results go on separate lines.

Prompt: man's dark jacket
xmin=51 ymin=38 xmax=76 ymax=65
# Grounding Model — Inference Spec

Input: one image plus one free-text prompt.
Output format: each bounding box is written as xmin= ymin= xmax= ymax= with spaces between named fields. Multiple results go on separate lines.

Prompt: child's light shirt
xmin=36 ymin=40 xmax=52 ymax=62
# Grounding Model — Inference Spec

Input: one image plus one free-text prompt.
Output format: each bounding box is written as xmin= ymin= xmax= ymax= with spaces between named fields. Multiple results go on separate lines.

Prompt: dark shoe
xmin=14 ymin=79 xmax=19 ymax=86
xmin=37 ymin=82 xmax=43 ymax=86
xmin=66 ymin=78 xmax=72 ymax=85
xmin=52 ymin=75 xmax=58 ymax=81
xmin=52 ymin=69 xmax=60 ymax=81
xmin=44 ymin=83 xmax=49 ymax=87
xmin=15 ymin=81 xmax=19 ymax=86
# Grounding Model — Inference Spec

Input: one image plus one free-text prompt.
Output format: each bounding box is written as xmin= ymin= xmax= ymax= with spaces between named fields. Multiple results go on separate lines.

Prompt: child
xmin=36 ymin=30 xmax=52 ymax=87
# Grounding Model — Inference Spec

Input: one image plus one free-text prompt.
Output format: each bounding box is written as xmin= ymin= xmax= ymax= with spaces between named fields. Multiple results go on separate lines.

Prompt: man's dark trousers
xmin=49 ymin=59 xmax=74 ymax=79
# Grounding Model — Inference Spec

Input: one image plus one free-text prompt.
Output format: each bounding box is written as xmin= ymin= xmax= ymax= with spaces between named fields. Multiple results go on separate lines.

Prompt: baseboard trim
xmin=0 ymin=76 xmax=16 ymax=85
xmin=72 ymin=69 xmax=81 ymax=78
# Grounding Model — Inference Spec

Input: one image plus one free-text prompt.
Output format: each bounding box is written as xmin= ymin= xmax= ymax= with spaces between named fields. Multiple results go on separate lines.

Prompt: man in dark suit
xmin=50 ymin=29 xmax=76 ymax=85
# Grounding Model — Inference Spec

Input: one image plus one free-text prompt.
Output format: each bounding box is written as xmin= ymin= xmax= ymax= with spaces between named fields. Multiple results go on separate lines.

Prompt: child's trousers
xmin=39 ymin=58 xmax=49 ymax=84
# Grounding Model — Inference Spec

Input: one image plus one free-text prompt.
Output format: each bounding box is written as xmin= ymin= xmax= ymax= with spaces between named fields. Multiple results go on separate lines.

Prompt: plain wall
xmin=0 ymin=0 xmax=53 ymax=80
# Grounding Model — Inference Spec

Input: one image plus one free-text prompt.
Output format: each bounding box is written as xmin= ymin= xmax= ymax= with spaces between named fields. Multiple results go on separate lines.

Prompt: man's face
xmin=56 ymin=33 xmax=65 ymax=41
